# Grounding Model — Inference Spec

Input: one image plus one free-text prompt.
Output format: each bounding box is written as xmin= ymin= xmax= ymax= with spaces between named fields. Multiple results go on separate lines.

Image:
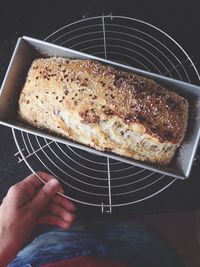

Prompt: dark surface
xmin=0 ymin=0 xmax=200 ymax=215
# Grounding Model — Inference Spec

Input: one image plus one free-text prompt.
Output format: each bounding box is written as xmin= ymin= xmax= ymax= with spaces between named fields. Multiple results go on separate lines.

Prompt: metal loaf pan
xmin=0 ymin=36 xmax=200 ymax=180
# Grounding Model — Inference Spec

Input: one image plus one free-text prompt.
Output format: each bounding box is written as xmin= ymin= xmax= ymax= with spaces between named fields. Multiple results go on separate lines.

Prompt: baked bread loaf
xmin=18 ymin=57 xmax=189 ymax=165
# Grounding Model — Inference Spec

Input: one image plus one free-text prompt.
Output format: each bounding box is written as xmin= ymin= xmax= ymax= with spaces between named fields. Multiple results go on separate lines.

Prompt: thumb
xmin=31 ymin=179 xmax=60 ymax=213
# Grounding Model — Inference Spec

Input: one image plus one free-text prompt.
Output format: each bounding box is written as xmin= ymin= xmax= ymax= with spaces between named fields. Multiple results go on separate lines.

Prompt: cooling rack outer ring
xmin=12 ymin=15 xmax=199 ymax=208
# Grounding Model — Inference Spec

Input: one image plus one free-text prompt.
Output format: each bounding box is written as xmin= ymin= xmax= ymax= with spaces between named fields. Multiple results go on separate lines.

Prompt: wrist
xmin=0 ymin=227 xmax=18 ymax=266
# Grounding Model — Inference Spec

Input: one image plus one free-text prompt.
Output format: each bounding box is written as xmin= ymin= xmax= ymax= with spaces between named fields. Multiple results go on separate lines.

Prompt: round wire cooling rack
xmin=13 ymin=15 xmax=200 ymax=211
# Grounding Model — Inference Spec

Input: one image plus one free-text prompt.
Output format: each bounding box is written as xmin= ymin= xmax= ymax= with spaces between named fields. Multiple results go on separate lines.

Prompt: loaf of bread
xmin=18 ymin=57 xmax=189 ymax=165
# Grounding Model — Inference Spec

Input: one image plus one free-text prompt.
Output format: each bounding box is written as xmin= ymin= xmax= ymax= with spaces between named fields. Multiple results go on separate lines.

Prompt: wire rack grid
xmin=13 ymin=15 xmax=200 ymax=213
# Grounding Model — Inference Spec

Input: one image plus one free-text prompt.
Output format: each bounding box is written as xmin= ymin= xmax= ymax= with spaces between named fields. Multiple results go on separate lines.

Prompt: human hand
xmin=0 ymin=172 xmax=76 ymax=266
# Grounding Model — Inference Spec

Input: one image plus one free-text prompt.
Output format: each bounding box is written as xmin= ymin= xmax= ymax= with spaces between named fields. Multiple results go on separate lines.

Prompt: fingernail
xmin=70 ymin=204 xmax=77 ymax=212
xmin=48 ymin=179 xmax=60 ymax=188
xmin=59 ymin=188 xmax=64 ymax=194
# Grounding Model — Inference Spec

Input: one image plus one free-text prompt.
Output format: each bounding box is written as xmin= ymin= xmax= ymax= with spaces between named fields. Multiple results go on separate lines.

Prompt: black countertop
xmin=0 ymin=0 xmax=200 ymax=215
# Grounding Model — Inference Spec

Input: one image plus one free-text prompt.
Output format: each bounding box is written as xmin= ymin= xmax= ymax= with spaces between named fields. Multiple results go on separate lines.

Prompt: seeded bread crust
xmin=18 ymin=57 xmax=189 ymax=165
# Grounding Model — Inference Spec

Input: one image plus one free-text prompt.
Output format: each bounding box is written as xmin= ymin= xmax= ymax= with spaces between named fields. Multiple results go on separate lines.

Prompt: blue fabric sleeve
xmin=9 ymin=220 xmax=185 ymax=267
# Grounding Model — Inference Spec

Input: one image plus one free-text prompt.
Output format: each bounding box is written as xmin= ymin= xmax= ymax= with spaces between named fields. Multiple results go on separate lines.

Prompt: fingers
xmin=35 ymin=172 xmax=59 ymax=185
xmin=37 ymin=214 xmax=72 ymax=229
xmin=13 ymin=172 xmax=64 ymax=202
xmin=47 ymin=203 xmax=76 ymax=223
xmin=11 ymin=174 xmax=44 ymax=203
xmin=52 ymin=194 xmax=76 ymax=212
xmin=7 ymin=172 xmax=75 ymax=215
xmin=25 ymin=172 xmax=64 ymax=194
xmin=36 ymin=193 xmax=76 ymax=229
xmin=21 ymin=171 xmax=63 ymax=191
xmin=36 ymin=172 xmax=64 ymax=194
xmin=30 ymin=179 xmax=60 ymax=213
xmin=23 ymin=173 xmax=45 ymax=188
